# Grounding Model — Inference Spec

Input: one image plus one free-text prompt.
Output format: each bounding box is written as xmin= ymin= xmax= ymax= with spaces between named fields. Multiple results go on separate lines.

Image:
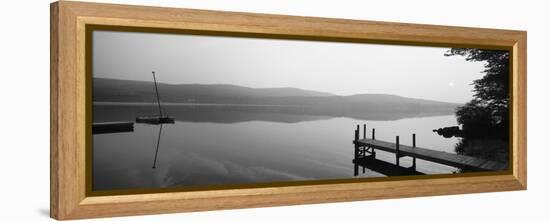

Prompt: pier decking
xmin=353 ymin=124 xmax=507 ymax=176
xmin=92 ymin=121 xmax=134 ymax=134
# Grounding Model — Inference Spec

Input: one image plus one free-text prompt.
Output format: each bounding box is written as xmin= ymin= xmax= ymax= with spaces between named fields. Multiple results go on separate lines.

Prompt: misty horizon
xmin=93 ymin=31 xmax=487 ymax=103
xmin=93 ymin=76 xmax=462 ymax=105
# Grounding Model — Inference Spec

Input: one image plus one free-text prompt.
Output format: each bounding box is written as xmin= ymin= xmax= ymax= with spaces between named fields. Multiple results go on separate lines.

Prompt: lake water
xmin=93 ymin=104 xmax=460 ymax=191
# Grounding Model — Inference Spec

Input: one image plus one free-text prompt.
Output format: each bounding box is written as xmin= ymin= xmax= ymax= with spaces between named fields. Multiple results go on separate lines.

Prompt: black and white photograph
xmin=91 ymin=29 xmax=510 ymax=192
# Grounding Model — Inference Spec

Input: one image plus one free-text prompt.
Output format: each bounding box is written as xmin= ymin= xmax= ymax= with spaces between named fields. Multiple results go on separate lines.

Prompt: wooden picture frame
xmin=50 ymin=1 xmax=527 ymax=220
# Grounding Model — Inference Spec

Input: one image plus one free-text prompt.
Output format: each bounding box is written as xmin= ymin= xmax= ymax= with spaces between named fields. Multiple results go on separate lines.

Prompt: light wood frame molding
xmin=50 ymin=1 xmax=527 ymax=220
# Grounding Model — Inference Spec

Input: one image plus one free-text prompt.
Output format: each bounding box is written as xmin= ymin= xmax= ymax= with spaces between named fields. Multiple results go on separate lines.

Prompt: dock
xmin=353 ymin=124 xmax=507 ymax=176
xmin=92 ymin=121 xmax=134 ymax=134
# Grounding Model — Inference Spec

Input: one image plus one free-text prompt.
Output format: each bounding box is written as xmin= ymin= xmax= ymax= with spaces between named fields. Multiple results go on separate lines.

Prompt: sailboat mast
xmin=152 ymin=71 xmax=163 ymax=116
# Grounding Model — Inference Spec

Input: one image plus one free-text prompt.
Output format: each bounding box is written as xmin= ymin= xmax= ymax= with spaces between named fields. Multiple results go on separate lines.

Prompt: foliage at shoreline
xmin=445 ymin=48 xmax=510 ymax=163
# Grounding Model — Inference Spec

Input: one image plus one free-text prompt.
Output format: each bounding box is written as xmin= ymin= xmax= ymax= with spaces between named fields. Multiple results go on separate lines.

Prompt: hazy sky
xmin=93 ymin=31 xmax=486 ymax=104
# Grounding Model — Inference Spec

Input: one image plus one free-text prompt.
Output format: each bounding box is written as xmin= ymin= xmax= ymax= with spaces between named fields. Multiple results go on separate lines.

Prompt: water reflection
xmin=93 ymin=102 xmax=454 ymax=123
xmin=152 ymin=124 xmax=163 ymax=169
xmin=353 ymin=156 xmax=425 ymax=176
xmin=92 ymin=104 xmax=460 ymax=191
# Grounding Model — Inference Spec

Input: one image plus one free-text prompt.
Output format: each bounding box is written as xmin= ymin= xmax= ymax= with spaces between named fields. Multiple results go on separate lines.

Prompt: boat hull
xmin=136 ymin=116 xmax=175 ymax=124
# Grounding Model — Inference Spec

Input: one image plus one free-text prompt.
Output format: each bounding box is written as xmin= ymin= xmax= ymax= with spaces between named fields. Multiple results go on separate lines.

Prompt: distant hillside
xmin=93 ymin=77 xmax=334 ymax=103
xmin=93 ymin=78 xmax=459 ymax=118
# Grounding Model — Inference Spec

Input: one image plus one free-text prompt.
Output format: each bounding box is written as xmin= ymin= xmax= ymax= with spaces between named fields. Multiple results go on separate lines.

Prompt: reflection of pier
xmin=353 ymin=156 xmax=424 ymax=176
xmin=352 ymin=124 xmax=507 ymax=176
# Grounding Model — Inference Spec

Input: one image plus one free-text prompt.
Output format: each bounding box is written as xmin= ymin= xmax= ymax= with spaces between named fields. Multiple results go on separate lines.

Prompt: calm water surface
xmin=93 ymin=104 xmax=460 ymax=191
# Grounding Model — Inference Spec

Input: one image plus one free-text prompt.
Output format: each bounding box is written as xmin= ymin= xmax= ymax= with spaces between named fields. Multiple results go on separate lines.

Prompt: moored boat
xmin=136 ymin=71 xmax=176 ymax=124
xmin=136 ymin=115 xmax=175 ymax=124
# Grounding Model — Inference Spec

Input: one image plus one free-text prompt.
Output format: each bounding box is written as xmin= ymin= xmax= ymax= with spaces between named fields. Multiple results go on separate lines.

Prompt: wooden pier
xmin=92 ymin=121 xmax=134 ymax=134
xmin=353 ymin=124 xmax=507 ymax=176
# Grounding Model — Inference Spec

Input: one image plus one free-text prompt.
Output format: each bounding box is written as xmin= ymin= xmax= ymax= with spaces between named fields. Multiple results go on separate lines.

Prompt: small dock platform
xmin=92 ymin=121 xmax=134 ymax=134
xmin=353 ymin=124 xmax=507 ymax=175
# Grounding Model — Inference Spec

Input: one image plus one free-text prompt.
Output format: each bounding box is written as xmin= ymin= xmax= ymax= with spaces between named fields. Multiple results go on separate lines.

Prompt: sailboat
xmin=136 ymin=71 xmax=175 ymax=124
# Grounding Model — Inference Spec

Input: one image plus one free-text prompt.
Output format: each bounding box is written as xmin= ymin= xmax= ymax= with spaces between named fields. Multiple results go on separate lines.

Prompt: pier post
xmin=353 ymin=127 xmax=359 ymax=176
xmin=372 ymin=128 xmax=376 ymax=140
xmin=396 ymin=136 xmax=400 ymax=166
xmin=363 ymin=124 xmax=366 ymax=139
xmin=412 ymin=133 xmax=416 ymax=170
xmin=354 ymin=126 xmax=359 ymax=159
xmin=362 ymin=124 xmax=366 ymax=174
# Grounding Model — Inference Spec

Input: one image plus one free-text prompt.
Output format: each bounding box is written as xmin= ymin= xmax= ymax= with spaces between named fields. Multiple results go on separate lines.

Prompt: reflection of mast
xmin=152 ymin=124 xmax=163 ymax=169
